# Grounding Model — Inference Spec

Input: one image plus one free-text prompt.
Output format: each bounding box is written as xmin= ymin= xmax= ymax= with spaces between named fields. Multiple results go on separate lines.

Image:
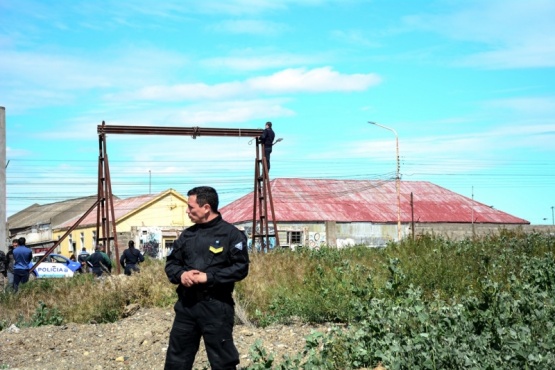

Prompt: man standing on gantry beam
xmin=260 ymin=121 xmax=275 ymax=172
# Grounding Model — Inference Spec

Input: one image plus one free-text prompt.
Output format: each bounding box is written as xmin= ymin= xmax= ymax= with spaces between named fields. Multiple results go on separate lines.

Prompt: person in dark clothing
xmin=260 ymin=121 xmax=275 ymax=172
xmin=0 ymin=247 xmax=6 ymax=291
xmin=0 ymin=249 xmax=6 ymax=278
xmin=13 ymin=237 xmax=33 ymax=293
xmin=164 ymin=186 xmax=249 ymax=370
xmin=120 ymin=240 xmax=145 ymax=275
xmin=78 ymin=247 xmax=90 ymax=273
xmin=6 ymin=240 xmax=17 ymax=290
xmin=86 ymin=245 xmax=112 ymax=277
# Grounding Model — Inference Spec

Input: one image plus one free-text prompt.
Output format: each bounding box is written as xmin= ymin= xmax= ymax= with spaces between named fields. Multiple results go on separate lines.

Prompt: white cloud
xmin=0 ymin=47 xmax=189 ymax=112
xmin=0 ymin=48 xmax=187 ymax=91
xmin=201 ymin=52 xmax=323 ymax=71
xmin=330 ymin=29 xmax=381 ymax=48
xmin=404 ymin=0 xmax=555 ymax=69
xmin=248 ymin=67 xmax=381 ymax=92
xmin=209 ymin=19 xmax=289 ymax=36
xmin=485 ymin=97 xmax=555 ymax=114
xmin=123 ymin=67 xmax=381 ymax=101
xmin=27 ymin=98 xmax=294 ymax=143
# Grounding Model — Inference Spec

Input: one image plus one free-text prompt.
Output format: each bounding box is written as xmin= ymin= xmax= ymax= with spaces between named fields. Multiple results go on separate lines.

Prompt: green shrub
xmin=27 ymin=301 xmax=64 ymax=327
xmin=1 ymin=231 xmax=554 ymax=369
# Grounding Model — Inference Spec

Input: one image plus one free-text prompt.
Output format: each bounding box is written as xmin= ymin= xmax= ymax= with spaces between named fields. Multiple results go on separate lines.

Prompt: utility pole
xmin=410 ymin=192 xmax=415 ymax=241
xmin=0 ymin=106 xmax=6 ymax=252
xmin=368 ymin=121 xmax=402 ymax=242
xmin=471 ymin=186 xmax=475 ymax=239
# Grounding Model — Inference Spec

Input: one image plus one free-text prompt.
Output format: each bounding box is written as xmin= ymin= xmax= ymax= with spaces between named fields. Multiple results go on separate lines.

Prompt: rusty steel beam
xmin=98 ymin=123 xmax=263 ymax=138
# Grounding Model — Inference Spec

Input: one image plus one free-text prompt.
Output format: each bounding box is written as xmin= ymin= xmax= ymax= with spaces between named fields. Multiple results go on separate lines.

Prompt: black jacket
xmin=78 ymin=251 xmax=90 ymax=263
xmin=260 ymin=128 xmax=275 ymax=148
xmin=6 ymin=249 xmax=14 ymax=273
xmin=87 ymin=251 xmax=112 ymax=271
xmin=0 ymin=250 xmax=5 ymax=273
xmin=165 ymin=214 xmax=249 ymax=301
xmin=120 ymin=248 xmax=144 ymax=267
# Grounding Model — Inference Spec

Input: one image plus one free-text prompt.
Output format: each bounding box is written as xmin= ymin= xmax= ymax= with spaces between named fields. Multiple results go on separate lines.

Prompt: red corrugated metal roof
xmin=220 ymin=178 xmax=529 ymax=225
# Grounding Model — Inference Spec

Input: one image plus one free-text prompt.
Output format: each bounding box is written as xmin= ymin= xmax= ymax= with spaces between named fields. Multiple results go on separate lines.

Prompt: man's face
xmin=187 ymin=195 xmax=209 ymax=224
xmin=12 ymin=242 xmax=17 ymax=249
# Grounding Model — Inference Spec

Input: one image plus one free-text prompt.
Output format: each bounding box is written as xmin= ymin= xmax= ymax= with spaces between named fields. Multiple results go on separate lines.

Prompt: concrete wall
xmin=412 ymin=223 xmax=555 ymax=240
xmin=237 ymin=220 xmax=554 ymax=249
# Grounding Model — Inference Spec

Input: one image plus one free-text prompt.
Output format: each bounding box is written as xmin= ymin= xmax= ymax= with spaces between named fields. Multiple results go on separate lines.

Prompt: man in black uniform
xmin=164 ymin=186 xmax=249 ymax=370
xmin=77 ymin=247 xmax=90 ymax=273
xmin=86 ymin=245 xmax=112 ymax=277
xmin=260 ymin=121 xmax=275 ymax=172
xmin=120 ymin=240 xmax=145 ymax=275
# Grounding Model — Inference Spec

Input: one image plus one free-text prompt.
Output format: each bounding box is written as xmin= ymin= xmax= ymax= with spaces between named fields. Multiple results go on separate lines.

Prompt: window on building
xmin=80 ymin=232 xmax=85 ymax=249
xmin=165 ymin=240 xmax=175 ymax=249
xmin=290 ymin=231 xmax=302 ymax=244
xmin=68 ymin=234 xmax=73 ymax=251
xmin=92 ymin=231 xmax=96 ymax=247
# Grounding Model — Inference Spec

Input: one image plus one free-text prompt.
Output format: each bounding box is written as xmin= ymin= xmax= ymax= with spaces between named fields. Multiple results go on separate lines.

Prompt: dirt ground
xmin=0 ymin=306 xmax=333 ymax=370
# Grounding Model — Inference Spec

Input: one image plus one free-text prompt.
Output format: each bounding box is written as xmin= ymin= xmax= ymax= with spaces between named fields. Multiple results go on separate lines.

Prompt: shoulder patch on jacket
xmin=234 ymin=242 xmax=243 ymax=251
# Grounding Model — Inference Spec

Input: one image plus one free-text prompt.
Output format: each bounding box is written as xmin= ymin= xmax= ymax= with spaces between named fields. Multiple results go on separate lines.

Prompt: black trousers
xmin=124 ymin=263 xmax=140 ymax=275
xmin=13 ymin=269 xmax=30 ymax=292
xmin=164 ymin=298 xmax=239 ymax=370
xmin=264 ymin=146 xmax=272 ymax=172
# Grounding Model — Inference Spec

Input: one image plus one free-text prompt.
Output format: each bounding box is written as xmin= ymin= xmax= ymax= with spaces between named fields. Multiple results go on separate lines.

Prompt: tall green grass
xmin=245 ymin=231 xmax=555 ymax=369
xmin=1 ymin=230 xmax=553 ymax=330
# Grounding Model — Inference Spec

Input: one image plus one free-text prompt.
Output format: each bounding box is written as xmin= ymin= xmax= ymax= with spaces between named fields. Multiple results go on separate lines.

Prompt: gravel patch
xmin=0 ymin=307 xmax=331 ymax=370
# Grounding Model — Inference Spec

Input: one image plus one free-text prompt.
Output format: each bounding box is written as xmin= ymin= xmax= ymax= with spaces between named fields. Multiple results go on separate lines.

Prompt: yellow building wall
xmin=118 ymin=193 xmax=191 ymax=231
xmin=53 ymin=191 xmax=192 ymax=257
xmin=53 ymin=228 xmax=99 ymax=258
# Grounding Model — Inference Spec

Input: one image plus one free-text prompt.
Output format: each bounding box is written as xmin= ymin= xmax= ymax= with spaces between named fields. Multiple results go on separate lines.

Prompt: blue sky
xmin=2 ymin=0 xmax=554 ymax=224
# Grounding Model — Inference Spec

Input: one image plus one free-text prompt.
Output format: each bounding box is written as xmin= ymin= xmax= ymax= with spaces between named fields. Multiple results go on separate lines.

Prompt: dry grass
xmin=0 ymin=259 xmax=177 ymax=326
xmin=2 ymin=246 xmax=382 ymax=327
xmin=237 ymin=250 xmax=309 ymax=308
xmin=1 ymin=253 xmax=292 ymax=326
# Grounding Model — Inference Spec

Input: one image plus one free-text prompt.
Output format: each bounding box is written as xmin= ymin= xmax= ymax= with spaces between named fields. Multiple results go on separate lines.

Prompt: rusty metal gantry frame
xmin=29 ymin=122 xmax=279 ymax=275
xmin=96 ymin=121 xmax=280 ymax=256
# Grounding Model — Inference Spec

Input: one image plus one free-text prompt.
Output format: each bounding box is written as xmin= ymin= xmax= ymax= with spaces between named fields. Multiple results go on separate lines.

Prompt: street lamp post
xmin=368 ymin=121 xmax=401 ymax=241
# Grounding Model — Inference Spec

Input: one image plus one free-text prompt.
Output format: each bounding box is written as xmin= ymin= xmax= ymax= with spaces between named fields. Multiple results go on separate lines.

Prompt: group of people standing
xmin=77 ymin=240 xmax=144 ymax=277
xmin=77 ymin=244 xmax=113 ymax=277
xmin=0 ymin=238 xmax=145 ymax=293
xmin=0 ymin=237 xmax=33 ymax=293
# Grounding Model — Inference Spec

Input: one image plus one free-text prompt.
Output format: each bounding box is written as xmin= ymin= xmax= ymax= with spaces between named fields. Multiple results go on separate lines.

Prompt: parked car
xmin=29 ymin=253 xmax=83 ymax=278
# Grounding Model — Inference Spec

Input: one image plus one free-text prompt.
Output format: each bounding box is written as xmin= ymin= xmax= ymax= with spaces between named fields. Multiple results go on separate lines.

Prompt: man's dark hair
xmin=12 ymin=239 xmax=18 ymax=244
xmin=18 ymin=237 xmax=26 ymax=246
xmin=266 ymin=121 xmax=272 ymax=128
xmin=188 ymin=186 xmax=219 ymax=212
xmin=129 ymin=240 xmax=135 ymax=248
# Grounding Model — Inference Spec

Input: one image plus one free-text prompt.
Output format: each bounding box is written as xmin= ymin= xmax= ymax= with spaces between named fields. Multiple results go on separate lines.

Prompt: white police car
xmin=29 ymin=253 xmax=83 ymax=278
